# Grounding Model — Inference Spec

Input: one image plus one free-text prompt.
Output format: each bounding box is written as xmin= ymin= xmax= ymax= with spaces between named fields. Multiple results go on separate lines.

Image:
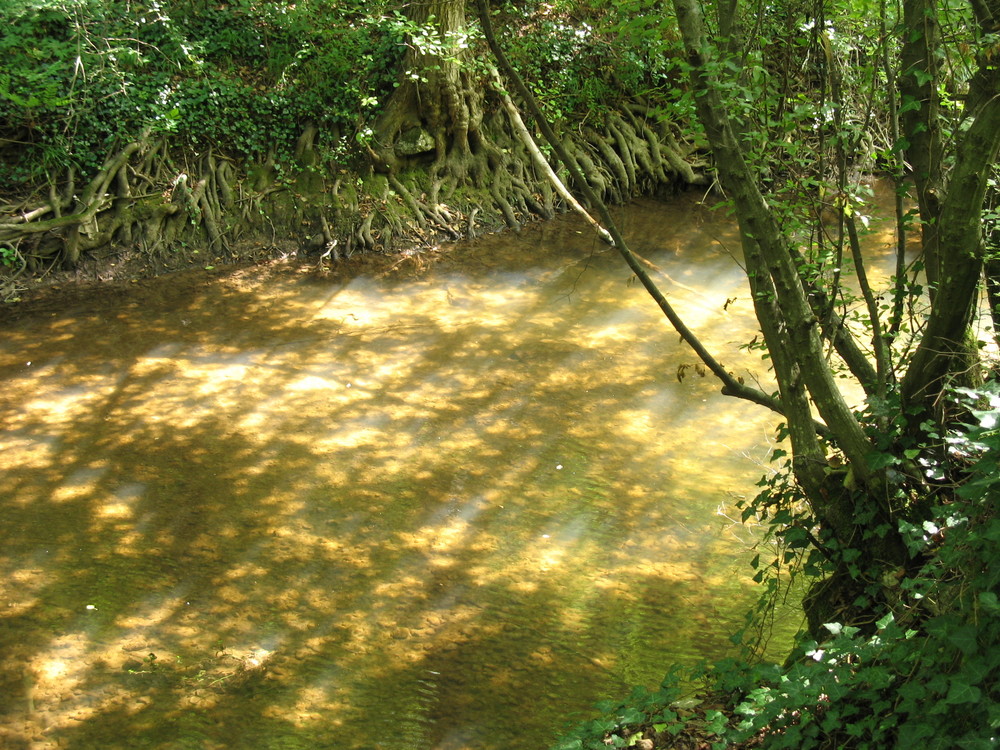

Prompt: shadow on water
xmin=0 ymin=197 xmax=801 ymax=749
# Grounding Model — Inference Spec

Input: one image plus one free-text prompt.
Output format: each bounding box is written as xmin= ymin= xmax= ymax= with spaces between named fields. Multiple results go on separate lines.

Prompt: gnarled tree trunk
xmin=373 ymin=0 xmax=482 ymax=175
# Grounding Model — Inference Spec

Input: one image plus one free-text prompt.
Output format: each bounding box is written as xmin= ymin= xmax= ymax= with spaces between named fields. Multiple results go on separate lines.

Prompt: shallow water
xmin=0 ymin=193 xmax=895 ymax=750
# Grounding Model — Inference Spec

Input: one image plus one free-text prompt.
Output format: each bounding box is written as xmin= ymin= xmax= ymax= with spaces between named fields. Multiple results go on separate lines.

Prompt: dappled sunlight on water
xmin=0 ymin=195 xmax=831 ymax=750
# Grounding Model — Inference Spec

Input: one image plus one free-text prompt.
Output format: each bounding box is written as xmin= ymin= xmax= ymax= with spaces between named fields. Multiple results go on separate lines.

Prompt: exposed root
xmin=1 ymin=91 xmax=706 ymax=284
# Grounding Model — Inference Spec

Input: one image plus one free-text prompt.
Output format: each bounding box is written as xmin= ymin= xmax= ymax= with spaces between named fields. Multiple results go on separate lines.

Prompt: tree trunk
xmin=899 ymin=0 xmax=944 ymax=292
xmin=900 ymin=24 xmax=1000 ymax=408
xmin=672 ymin=0 xmax=874 ymax=483
xmin=373 ymin=0 xmax=482 ymax=171
xmin=670 ymin=0 xmax=914 ymax=629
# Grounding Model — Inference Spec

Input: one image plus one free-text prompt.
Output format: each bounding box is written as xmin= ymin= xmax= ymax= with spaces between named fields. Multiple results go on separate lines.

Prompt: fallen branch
xmin=492 ymin=69 xmax=613 ymax=245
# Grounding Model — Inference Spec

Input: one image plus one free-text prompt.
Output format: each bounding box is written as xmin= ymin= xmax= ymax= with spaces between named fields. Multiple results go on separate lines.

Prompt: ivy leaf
xmin=979 ymin=591 xmax=1000 ymax=614
xmin=867 ymin=451 xmax=898 ymax=470
xmin=619 ymin=707 xmax=645 ymax=725
xmin=944 ymin=677 xmax=981 ymax=705
xmin=946 ymin=624 xmax=979 ymax=656
xmin=897 ymin=680 xmax=926 ymax=704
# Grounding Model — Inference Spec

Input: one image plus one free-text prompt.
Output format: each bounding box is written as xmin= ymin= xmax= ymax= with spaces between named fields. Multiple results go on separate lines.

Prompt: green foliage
xmin=719 ymin=392 xmax=1000 ymax=746
xmin=0 ymin=244 xmax=23 ymax=270
xmin=550 ymin=676 xmax=696 ymax=750
xmin=173 ymin=1 xmax=403 ymax=130
xmin=495 ymin=1 xmax=685 ymax=124
xmin=0 ymin=0 xmax=401 ymax=188
xmin=0 ymin=0 xmax=695 ymax=190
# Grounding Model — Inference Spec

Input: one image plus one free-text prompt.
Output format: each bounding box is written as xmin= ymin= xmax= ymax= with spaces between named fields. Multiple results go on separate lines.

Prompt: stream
xmin=0 ymin=191 xmax=900 ymax=749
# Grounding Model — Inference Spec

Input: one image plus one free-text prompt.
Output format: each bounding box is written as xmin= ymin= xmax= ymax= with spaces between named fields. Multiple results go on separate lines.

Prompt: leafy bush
xmin=550 ymin=676 xmax=692 ymax=750
xmin=497 ymin=1 xmax=682 ymax=122
xmin=0 ymin=0 xmax=402 ymax=188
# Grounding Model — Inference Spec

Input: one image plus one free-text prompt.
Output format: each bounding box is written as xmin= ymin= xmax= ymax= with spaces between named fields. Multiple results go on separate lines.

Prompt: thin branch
xmin=474 ymin=0 xmax=790 ymax=419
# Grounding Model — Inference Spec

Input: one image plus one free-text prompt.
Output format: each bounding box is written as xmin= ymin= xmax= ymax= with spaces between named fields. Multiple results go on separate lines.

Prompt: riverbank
xmin=1 ymin=217 xmax=502 ymax=309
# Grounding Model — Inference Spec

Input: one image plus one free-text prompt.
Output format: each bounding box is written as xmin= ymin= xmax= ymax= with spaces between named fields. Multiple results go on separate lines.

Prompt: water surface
xmin=0 ymin=196 xmax=813 ymax=749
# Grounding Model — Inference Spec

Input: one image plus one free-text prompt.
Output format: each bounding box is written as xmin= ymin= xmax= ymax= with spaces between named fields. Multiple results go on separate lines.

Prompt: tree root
xmin=2 ymin=91 xmax=706 ymax=279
